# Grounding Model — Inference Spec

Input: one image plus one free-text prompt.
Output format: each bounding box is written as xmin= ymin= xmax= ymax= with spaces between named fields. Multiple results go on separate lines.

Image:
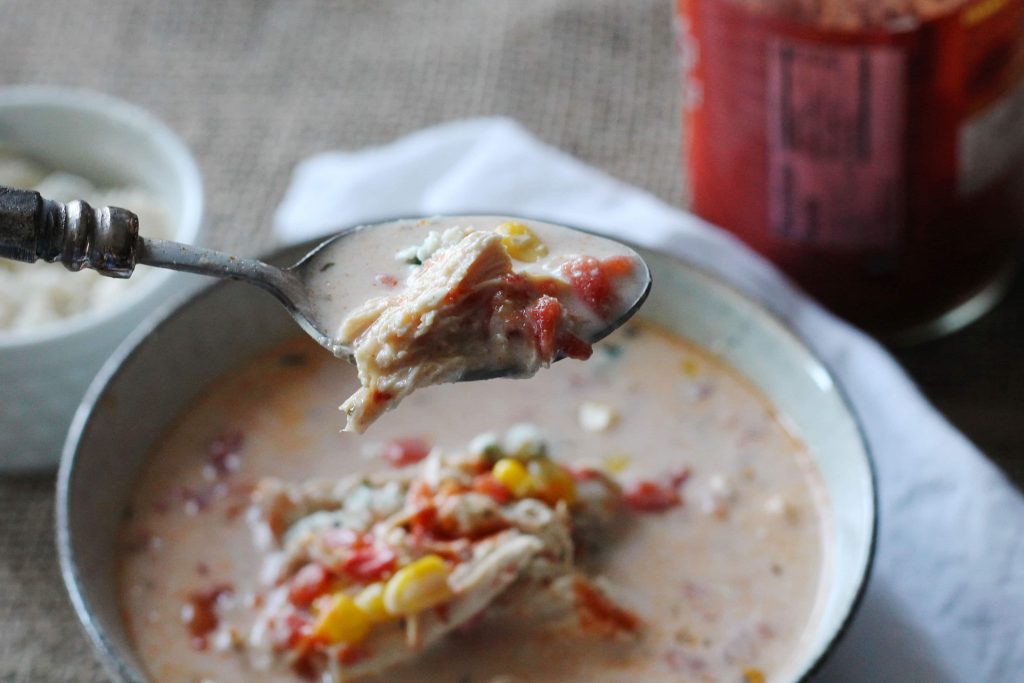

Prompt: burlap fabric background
xmin=0 ymin=1 xmax=681 ymax=680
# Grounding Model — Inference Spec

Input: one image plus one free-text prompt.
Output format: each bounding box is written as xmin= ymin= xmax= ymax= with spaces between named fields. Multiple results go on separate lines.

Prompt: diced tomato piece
xmin=183 ymin=583 xmax=233 ymax=649
xmin=288 ymin=629 xmax=327 ymax=679
xmin=410 ymin=504 xmax=437 ymax=531
xmin=379 ymin=437 xmax=432 ymax=467
xmin=670 ymin=466 xmax=692 ymax=489
xmin=601 ymin=255 xmax=635 ymax=277
xmin=434 ymin=601 xmax=451 ymax=623
xmin=562 ymin=256 xmax=614 ymax=316
xmin=557 ymin=333 xmax=593 ymax=360
xmin=337 ymin=645 xmax=369 ymax=665
xmin=572 ymin=578 xmax=640 ymax=634
xmin=562 ymin=255 xmax=634 ymax=317
xmin=285 ymin=613 xmax=315 ymax=650
xmin=569 ymin=467 xmax=603 ymax=482
xmin=287 ymin=563 xmax=332 ymax=607
xmin=526 ymin=295 xmax=562 ymax=360
xmin=269 ymin=611 xmax=315 ymax=654
xmin=284 ymin=622 xmax=305 ymax=652
xmin=407 ymin=480 xmax=434 ymax=506
xmin=408 ymin=504 xmax=438 ymax=542
xmin=371 ymin=389 xmax=394 ymax=404
xmin=624 ymin=480 xmax=682 ymax=512
xmin=291 ymin=653 xmax=319 ymax=680
xmin=472 ymin=473 xmax=513 ymax=504
xmin=535 ymin=278 xmax=562 ymax=297
xmin=342 ymin=546 xmax=398 ymax=583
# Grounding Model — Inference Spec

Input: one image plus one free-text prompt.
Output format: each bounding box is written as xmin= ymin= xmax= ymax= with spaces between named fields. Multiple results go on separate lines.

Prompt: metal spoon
xmin=0 ymin=186 xmax=651 ymax=370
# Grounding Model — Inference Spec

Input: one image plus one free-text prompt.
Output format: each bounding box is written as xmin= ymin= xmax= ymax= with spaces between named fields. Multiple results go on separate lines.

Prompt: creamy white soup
xmin=118 ymin=320 xmax=829 ymax=683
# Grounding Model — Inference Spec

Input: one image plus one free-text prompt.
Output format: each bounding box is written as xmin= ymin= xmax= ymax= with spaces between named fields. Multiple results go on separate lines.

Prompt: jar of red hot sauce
xmin=677 ymin=0 xmax=1024 ymax=341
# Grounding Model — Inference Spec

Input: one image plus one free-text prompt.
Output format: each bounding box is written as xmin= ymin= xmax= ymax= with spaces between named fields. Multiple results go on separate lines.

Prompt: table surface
xmin=1 ymin=1 xmax=1020 ymax=680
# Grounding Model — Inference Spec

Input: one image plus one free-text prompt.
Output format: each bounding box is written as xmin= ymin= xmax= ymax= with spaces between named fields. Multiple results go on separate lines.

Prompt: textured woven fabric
xmin=0 ymin=1 xmax=681 ymax=680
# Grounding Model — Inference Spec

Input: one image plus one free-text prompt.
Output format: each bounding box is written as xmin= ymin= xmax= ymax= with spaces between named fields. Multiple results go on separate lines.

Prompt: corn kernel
xmin=497 ymin=222 xmax=548 ymax=262
xmin=492 ymin=458 xmax=533 ymax=497
xmin=603 ymin=453 xmax=631 ymax=473
xmin=383 ymin=555 xmax=452 ymax=616
xmin=312 ymin=593 xmax=371 ymax=645
xmin=743 ymin=668 xmax=766 ymax=683
xmin=529 ymin=459 xmax=577 ymax=505
xmin=353 ymin=582 xmax=390 ymax=623
xmin=578 ymin=400 xmax=618 ymax=432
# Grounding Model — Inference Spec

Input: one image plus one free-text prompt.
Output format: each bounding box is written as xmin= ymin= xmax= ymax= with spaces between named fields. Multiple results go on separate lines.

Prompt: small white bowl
xmin=0 ymin=86 xmax=203 ymax=473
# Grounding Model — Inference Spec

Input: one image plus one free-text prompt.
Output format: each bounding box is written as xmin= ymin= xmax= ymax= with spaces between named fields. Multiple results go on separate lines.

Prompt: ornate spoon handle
xmin=0 ymin=184 xmax=318 ymax=343
xmin=0 ymin=184 xmax=139 ymax=277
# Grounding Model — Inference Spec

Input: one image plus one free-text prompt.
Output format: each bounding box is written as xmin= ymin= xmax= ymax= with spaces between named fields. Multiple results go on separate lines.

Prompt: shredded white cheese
xmin=503 ymin=423 xmax=547 ymax=458
xmin=394 ymin=226 xmax=470 ymax=264
xmin=578 ymin=400 xmax=619 ymax=432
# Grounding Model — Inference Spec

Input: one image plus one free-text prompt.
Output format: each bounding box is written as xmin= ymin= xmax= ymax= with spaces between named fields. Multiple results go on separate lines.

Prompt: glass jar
xmin=677 ymin=0 xmax=1024 ymax=341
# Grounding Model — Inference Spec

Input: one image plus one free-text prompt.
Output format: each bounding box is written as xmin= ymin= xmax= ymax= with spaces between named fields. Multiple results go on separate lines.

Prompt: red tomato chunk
xmin=337 ymin=645 xmax=370 ymax=665
xmin=276 ymin=612 xmax=314 ymax=651
xmin=562 ymin=255 xmax=634 ymax=318
xmin=380 ymin=438 xmax=432 ymax=467
xmin=558 ymin=333 xmax=593 ymax=360
xmin=573 ymin=578 xmax=639 ymax=634
xmin=526 ymin=295 xmax=562 ymax=360
xmin=342 ymin=545 xmax=398 ymax=583
xmin=625 ymin=480 xmax=683 ymax=512
xmin=183 ymin=584 xmax=233 ymax=650
xmin=601 ymin=255 xmax=636 ymax=277
xmin=287 ymin=563 xmax=332 ymax=607
xmin=472 ymin=473 xmax=514 ymax=504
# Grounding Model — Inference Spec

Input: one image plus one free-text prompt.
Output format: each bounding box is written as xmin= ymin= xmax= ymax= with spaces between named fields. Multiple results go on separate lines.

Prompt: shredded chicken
xmin=241 ymin=426 xmax=639 ymax=681
xmin=337 ymin=228 xmax=597 ymax=433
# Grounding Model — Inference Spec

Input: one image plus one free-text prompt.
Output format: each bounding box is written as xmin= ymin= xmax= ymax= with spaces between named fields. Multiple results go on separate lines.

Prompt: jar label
xmin=679 ymin=0 xmax=1024 ymax=330
xmin=681 ymin=0 xmax=1024 ymax=249
xmin=766 ymin=40 xmax=906 ymax=248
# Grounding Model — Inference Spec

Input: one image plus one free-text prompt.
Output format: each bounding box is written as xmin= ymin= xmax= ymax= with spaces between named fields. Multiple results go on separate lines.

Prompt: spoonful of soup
xmin=0 ymin=187 xmax=651 ymax=430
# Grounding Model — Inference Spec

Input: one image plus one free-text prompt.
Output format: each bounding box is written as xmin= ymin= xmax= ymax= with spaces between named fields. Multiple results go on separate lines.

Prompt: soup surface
xmin=118 ymin=320 xmax=829 ymax=682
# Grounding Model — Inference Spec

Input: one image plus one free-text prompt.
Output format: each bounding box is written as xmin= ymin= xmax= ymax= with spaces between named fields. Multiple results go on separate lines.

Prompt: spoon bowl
xmin=142 ymin=216 xmax=652 ymax=371
xmin=279 ymin=216 xmax=653 ymax=372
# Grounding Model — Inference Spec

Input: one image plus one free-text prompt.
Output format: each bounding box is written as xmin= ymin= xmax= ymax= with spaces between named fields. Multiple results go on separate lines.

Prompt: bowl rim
xmin=56 ymin=222 xmax=877 ymax=683
xmin=0 ymin=84 xmax=204 ymax=349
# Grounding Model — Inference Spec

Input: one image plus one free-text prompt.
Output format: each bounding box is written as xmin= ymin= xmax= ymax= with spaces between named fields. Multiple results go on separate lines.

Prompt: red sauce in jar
xmin=678 ymin=0 xmax=1024 ymax=337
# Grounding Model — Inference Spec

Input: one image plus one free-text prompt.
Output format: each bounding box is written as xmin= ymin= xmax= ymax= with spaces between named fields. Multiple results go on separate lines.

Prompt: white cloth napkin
xmin=274 ymin=117 xmax=1024 ymax=682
